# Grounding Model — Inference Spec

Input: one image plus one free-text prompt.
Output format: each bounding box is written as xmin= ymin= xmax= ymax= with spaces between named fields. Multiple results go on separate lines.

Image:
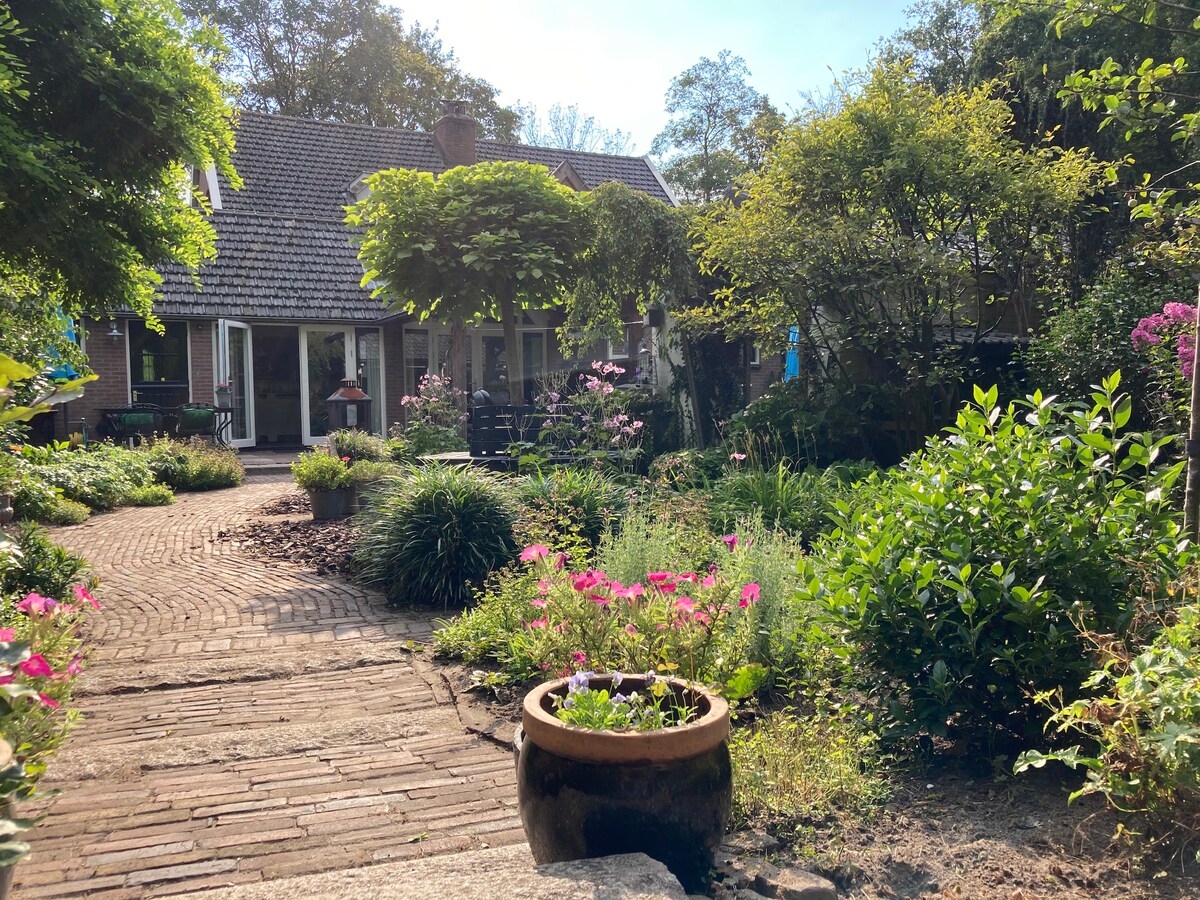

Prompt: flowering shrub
xmin=514 ymin=539 xmax=768 ymax=698
xmin=521 ymin=363 xmax=644 ymax=470
xmin=291 ymin=447 xmax=351 ymax=492
xmin=1132 ymin=301 xmax=1197 ymax=431
xmin=552 ymin=670 xmax=694 ymax=730
xmin=0 ymin=586 xmax=97 ymax=865
xmin=394 ymin=374 xmax=468 ymax=456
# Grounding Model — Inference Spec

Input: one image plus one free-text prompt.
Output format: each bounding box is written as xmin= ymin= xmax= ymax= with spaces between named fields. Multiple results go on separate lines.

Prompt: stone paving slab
xmin=17 ymin=477 xmax=523 ymax=898
xmin=176 ymin=846 xmax=688 ymax=900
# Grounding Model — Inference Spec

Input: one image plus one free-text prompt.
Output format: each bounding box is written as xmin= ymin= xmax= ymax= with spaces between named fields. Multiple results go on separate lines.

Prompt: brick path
xmin=16 ymin=477 xmax=523 ymax=898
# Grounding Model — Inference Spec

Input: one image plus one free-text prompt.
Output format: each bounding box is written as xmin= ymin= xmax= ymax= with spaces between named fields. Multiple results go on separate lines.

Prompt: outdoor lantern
xmin=637 ymin=338 xmax=654 ymax=384
xmin=326 ymin=378 xmax=372 ymax=431
xmin=107 ymin=321 xmax=123 ymax=342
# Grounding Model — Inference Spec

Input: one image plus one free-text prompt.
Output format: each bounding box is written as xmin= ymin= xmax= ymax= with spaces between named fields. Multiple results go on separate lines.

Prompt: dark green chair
xmin=175 ymin=403 xmax=218 ymax=440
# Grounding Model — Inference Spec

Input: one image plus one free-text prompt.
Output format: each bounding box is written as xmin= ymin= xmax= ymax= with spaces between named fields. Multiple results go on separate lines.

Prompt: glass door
xmin=216 ymin=320 xmax=255 ymax=448
xmin=300 ymin=326 xmax=355 ymax=444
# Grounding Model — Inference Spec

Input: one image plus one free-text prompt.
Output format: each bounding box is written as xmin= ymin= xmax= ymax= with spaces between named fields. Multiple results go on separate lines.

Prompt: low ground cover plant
xmin=11 ymin=442 xmax=155 ymax=516
xmin=353 ymin=463 xmax=518 ymax=606
xmin=800 ymin=377 xmax=1186 ymax=748
xmin=139 ymin=437 xmax=244 ymax=491
xmin=1016 ymin=598 xmax=1200 ymax=857
xmin=516 ymin=467 xmax=628 ymax=552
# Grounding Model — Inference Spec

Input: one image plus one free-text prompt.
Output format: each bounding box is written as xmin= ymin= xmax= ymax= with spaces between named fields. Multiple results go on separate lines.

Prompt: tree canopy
xmin=0 ymin=0 xmax=238 ymax=364
xmin=348 ymin=161 xmax=589 ymax=402
xmin=181 ymin=0 xmax=519 ymax=139
xmin=518 ymin=102 xmax=633 ymax=155
xmin=652 ymin=50 xmax=776 ymax=204
xmin=697 ymin=63 xmax=1107 ymax=452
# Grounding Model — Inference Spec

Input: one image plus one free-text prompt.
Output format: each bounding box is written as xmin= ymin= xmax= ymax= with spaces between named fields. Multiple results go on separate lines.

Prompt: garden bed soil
xmin=230 ymin=498 xmax=1200 ymax=899
xmin=216 ymin=491 xmax=355 ymax=577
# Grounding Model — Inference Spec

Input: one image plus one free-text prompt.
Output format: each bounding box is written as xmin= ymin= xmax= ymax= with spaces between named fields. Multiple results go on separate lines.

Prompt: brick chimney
xmin=433 ymin=99 xmax=477 ymax=167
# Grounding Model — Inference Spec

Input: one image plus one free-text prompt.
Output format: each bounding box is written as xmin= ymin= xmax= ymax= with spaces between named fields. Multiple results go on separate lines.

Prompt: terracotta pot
xmin=307 ymin=488 xmax=351 ymax=521
xmin=514 ymin=674 xmax=731 ymax=893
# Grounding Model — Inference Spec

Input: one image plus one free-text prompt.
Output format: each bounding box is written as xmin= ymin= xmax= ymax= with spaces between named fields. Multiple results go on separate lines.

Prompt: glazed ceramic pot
xmin=514 ymin=674 xmax=732 ymax=893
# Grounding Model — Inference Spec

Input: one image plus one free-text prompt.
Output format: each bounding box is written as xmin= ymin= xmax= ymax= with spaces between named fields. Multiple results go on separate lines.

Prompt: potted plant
xmin=214 ymin=382 xmax=232 ymax=408
xmin=290 ymin=449 xmax=352 ymax=520
xmin=515 ymin=670 xmax=732 ymax=893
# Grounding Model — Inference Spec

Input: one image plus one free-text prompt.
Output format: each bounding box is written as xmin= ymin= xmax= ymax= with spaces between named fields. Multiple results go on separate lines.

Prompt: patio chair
xmin=175 ymin=403 xmax=218 ymax=441
xmin=111 ymin=403 xmax=163 ymax=445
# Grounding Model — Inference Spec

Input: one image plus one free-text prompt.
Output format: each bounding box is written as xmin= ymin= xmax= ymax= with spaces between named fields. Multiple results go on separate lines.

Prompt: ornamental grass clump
xmin=353 ymin=463 xmax=519 ymax=606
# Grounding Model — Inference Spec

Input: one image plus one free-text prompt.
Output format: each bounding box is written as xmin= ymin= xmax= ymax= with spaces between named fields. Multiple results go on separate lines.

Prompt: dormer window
xmin=348 ymin=174 xmax=372 ymax=204
xmin=186 ymin=164 xmax=223 ymax=210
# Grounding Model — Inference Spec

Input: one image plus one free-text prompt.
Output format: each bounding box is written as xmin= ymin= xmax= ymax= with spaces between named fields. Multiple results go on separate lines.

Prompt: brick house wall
xmin=748 ymin=352 xmax=784 ymax=402
xmin=189 ymin=321 xmax=214 ymax=401
xmin=58 ymin=319 xmax=131 ymax=439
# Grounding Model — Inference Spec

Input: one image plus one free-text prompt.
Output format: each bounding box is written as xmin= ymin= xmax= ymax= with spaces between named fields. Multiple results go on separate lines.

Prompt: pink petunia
xmin=18 ymin=655 xmax=54 ymax=678
xmin=647 ymin=572 xmax=674 ymax=584
xmin=617 ymin=583 xmax=644 ymax=601
xmin=528 ymin=618 xmax=549 ymax=629
xmin=589 ymin=593 xmax=611 ymax=607
xmin=554 ymin=552 xmax=569 ymax=571
xmin=66 ymin=655 xmax=85 ymax=676
xmin=37 ymin=693 xmax=59 ymax=709
xmin=0 ymin=628 xmax=14 ymax=642
xmin=722 ymin=535 xmax=739 ymax=553
xmin=701 ymin=574 xmax=716 ymax=589
xmin=573 ymin=571 xmax=602 ymax=592
xmin=730 ymin=452 xmax=747 ymax=461
xmin=73 ymin=584 xmax=101 ymax=611
xmin=16 ymin=593 xmax=56 ymax=616
xmin=521 ymin=544 xmax=551 ymax=563
xmin=536 ymin=580 xmax=551 ymax=596
xmin=624 ymin=624 xmax=638 ymax=635
xmin=530 ymin=598 xmax=547 ymax=608
xmin=674 ymin=597 xmax=695 ymax=613
xmin=740 ymin=583 xmax=761 ymax=607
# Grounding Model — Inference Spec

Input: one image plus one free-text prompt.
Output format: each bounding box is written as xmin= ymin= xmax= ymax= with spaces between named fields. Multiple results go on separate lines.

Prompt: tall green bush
xmin=800 ymin=376 xmax=1187 ymax=746
xmin=353 ymin=464 xmax=518 ymax=607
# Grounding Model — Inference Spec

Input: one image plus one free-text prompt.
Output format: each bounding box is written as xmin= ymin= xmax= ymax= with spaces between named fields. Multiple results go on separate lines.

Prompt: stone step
xmin=176 ymin=844 xmax=688 ymax=899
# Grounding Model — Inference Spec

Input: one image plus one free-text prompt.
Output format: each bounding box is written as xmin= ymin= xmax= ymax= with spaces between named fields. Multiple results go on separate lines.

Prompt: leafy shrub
xmin=11 ymin=443 xmax=154 ymax=510
xmin=728 ymin=378 xmax=874 ymax=468
xmin=123 ymin=484 xmax=175 ymax=506
xmin=347 ymin=459 xmax=393 ymax=484
xmin=140 ymin=438 xmax=244 ymax=491
xmin=801 ymin=377 xmax=1187 ymax=747
xmin=329 ymin=429 xmax=390 ymax=462
xmin=353 ymin=463 xmax=519 ymax=607
xmin=711 ymin=463 xmax=847 ymax=545
xmin=0 ymin=523 xmax=91 ymax=623
xmin=731 ymin=706 xmax=887 ymax=828
xmin=291 ymin=448 xmax=351 ymax=492
xmin=386 ymin=435 xmax=415 ymax=463
xmin=38 ymin=498 xmax=90 ymax=526
xmin=393 ymin=373 xmax=468 ymax=456
xmin=405 ymin=422 xmax=467 ymax=455
xmin=1016 ymin=602 xmax=1200 ymax=855
xmin=1025 ymin=255 xmax=1194 ymax=428
xmin=516 ymin=468 xmax=627 ymax=550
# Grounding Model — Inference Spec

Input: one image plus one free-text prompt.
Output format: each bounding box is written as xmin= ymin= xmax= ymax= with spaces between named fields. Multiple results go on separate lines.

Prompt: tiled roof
xmin=477 ymin=140 xmax=673 ymax=204
xmin=158 ymin=213 xmax=386 ymax=322
xmin=156 ymin=111 xmax=674 ymax=320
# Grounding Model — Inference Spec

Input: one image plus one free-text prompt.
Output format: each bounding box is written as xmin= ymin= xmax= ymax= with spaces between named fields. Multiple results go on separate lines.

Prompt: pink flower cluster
xmin=0 ymin=588 xmax=98 ymax=707
xmin=1132 ymin=302 xmax=1198 ymax=379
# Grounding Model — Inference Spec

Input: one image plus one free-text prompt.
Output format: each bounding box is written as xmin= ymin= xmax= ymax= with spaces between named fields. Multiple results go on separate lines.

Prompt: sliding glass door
xmin=216 ymin=320 xmax=255 ymax=448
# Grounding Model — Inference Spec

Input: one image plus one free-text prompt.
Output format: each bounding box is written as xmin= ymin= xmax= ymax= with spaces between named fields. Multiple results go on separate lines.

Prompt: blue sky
xmin=388 ymin=0 xmax=915 ymax=154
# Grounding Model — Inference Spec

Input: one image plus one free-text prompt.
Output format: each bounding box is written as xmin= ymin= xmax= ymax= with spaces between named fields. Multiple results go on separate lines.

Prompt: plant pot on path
xmin=514 ymin=674 xmax=732 ymax=893
xmin=307 ymin=487 xmax=353 ymax=521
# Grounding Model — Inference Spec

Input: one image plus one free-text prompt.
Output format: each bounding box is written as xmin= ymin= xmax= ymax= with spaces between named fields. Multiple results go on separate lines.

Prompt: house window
xmin=403 ymin=329 xmax=429 ymax=399
xmin=749 ymin=345 xmax=762 ymax=367
xmin=129 ymin=321 xmax=189 ymax=407
xmin=607 ymin=326 xmax=632 ymax=360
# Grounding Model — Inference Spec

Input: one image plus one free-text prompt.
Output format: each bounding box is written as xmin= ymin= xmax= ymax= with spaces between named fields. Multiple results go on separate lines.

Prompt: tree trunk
xmin=498 ymin=286 xmax=524 ymax=406
xmin=1185 ymin=291 xmax=1200 ymax=541
xmin=450 ymin=320 xmax=469 ymax=437
xmin=682 ymin=333 xmax=705 ymax=448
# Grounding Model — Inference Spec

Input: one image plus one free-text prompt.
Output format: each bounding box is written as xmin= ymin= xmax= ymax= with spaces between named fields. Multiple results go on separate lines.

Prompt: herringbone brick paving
xmin=16 ymin=477 xmax=522 ymax=898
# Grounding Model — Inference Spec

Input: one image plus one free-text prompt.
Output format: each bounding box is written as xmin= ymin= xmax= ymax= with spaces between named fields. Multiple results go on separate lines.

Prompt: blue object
xmin=46 ymin=310 xmax=80 ymax=381
xmin=784 ymin=326 xmax=800 ymax=381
